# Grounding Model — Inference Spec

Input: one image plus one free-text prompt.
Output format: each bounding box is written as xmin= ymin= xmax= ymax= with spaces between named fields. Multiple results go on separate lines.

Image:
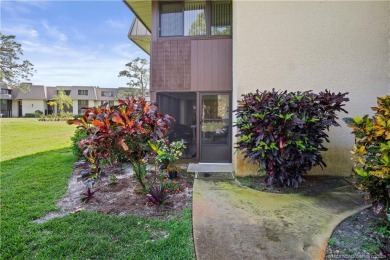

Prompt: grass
xmin=0 ymin=118 xmax=76 ymax=161
xmin=0 ymin=118 xmax=195 ymax=259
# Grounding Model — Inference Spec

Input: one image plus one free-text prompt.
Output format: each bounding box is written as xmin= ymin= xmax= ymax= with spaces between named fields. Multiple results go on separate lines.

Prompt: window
xmin=78 ymin=100 xmax=89 ymax=114
xmin=57 ymin=90 xmax=71 ymax=96
xmin=1 ymin=89 xmax=11 ymax=95
xmin=160 ymin=1 xmax=231 ymax=37
xmin=101 ymin=91 xmax=114 ymax=97
xmin=78 ymin=90 xmax=88 ymax=96
xmin=160 ymin=3 xmax=183 ymax=37
xmin=101 ymin=101 xmax=114 ymax=107
xmin=211 ymin=1 xmax=231 ymax=35
xmin=0 ymin=99 xmax=12 ymax=117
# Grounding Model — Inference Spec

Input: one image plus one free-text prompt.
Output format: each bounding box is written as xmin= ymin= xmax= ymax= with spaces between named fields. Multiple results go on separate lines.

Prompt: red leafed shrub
xmin=234 ymin=89 xmax=349 ymax=187
xmin=68 ymin=97 xmax=174 ymax=189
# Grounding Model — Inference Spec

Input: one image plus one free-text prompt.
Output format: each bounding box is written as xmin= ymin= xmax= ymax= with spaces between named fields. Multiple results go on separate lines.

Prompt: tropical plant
xmin=81 ymin=187 xmax=100 ymax=203
xmin=52 ymin=89 xmax=73 ymax=114
xmin=68 ymin=97 xmax=174 ymax=190
xmin=150 ymin=140 xmax=186 ymax=170
xmin=147 ymin=184 xmax=169 ymax=206
xmin=71 ymin=128 xmax=88 ymax=159
xmin=235 ymin=89 xmax=349 ymax=187
xmin=34 ymin=110 xmax=43 ymax=117
xmin=118 ymin=57 xmax=149 ymax=97
xmin=163 ymin=178 xmax=180 ymax=193
xmin=23 ymin=113 xmax=36 ymax=118
xmin=0 ymin=33 xmax=35 ymax=92
xmin=343 ymin=95 xmax=390 ymax=220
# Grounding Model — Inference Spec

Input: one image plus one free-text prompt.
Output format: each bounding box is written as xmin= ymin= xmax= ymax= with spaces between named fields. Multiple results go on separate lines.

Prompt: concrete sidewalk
xmin=192 ymin=179 xmax=368 ymax=260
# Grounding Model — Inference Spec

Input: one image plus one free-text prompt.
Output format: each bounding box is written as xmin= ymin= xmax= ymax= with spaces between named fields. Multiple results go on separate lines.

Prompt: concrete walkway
xmin=192 ymin=179 xmax=368 ymax=260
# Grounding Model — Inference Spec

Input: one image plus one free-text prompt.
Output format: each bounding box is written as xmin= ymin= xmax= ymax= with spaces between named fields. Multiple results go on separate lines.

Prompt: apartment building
xmin=0 ymin=84 xmax=123 ymax=117
xmin=124 ymin=0 xmax=390 ymax=176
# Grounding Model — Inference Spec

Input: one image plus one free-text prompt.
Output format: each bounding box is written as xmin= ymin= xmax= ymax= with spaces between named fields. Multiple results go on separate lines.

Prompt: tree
xmin=118 ymin=57 xmax=149 ymax=97
xmin=0 ymin=33 xmax=35 ymax=92
xmin=188 ymin=13 xmax=206 ymax=36
xmin=51 ymin=89 xmax=73 ymax=114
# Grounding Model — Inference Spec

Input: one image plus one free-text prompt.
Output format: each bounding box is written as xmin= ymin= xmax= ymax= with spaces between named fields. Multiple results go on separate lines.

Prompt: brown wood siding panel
xmin=151 ymin=39 xmax=191 ymax=91
xmin=183 ymin=41 xmax=191 ymax=90
xmin=170 ymin=41 xmax=178 ymax=90
xmin=219 ymin=39 xmax=227 ymax=91
xmin=191 ymin=41 xmax=198 ymax=92
xmin=163 ymin=41 xmax=170 ymax=89
xmin=211 ymin=40 xmax=219 ymax=89
xmin=151 ymin=38 xmax=231 ymax=92
xmin=226 ymin=39 xmax=232 ymax=90
xmin=197 ymin=41 xmax=205 ymax=91
xmin=190 ymin=38 xmax=232 ymax=92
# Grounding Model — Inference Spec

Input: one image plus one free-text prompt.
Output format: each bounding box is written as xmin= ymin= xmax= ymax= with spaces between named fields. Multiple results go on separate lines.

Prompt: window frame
xmin=78 ymin=89 xmax=88 ymax=96
xmin=101 ymin=91 xmax=114 ymax=97
xmin=159 ymin=0 xmax=232 ymax=38
xmin=77 ymin=100 xmax=89 ymax=114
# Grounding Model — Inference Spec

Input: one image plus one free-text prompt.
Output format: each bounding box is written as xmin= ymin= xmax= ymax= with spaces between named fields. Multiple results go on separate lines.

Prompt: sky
xmin=1 ymin=0 xmax=149 ymax=88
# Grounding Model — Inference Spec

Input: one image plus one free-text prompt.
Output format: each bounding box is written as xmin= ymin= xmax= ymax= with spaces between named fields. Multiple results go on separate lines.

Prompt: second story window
xmin=1 ymin=89 xmax=11 ymax=95
xmin=160 ymin=1 xmax=231 ymax=37
xmin=57 ymin=90 xmax=71 ymax=96
xmin=78 ymin=90 xmax=88 ymax=96
xmin=101 ymin=91 xmax=114 ymax=97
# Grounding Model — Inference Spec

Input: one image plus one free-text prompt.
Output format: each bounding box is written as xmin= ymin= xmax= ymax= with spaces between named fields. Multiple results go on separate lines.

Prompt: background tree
xmin=51 ymin=89 xmax=73 ymax=114
xmin=0 ymin=33 xmax=35 ymax=92
xmin=118 ymin=57 xmax=149 ymax=97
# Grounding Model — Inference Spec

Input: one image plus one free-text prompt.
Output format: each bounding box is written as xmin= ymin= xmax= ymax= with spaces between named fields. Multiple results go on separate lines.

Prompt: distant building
xmin=0 ymin=84 xmax=149 ymax=117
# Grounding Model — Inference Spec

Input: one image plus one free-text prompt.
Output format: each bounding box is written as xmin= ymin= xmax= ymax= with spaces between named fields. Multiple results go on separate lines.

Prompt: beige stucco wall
xmin=22 ymin=100 xmax=46 ymax=116
xmin=232 ymin=1 xmax=390 ymax=176
xmin=11 ymin=100 xmax=18 ymax=117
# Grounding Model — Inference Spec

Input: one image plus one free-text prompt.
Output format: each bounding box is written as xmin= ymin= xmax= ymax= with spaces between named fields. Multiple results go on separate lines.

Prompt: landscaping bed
xmin=35 ymin=163 xmax=194 ymax=223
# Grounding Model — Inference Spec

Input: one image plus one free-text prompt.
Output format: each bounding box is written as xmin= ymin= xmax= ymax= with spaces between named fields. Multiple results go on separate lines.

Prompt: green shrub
xmin=71 ymin=128 xmax=88 ymax=159
xmin=34 ymin=110 xmax=43 ymax=117
xmin=24 ymin=113 xmax=36 ymax=118
xmin=235 ymin=89 xmax=349 ymax=187
xmin=344 ymin=96 xmax=390 ymax=220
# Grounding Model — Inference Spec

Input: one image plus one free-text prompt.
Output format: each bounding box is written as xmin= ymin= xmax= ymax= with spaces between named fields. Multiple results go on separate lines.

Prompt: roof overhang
xmin=128 ymin=18 xmax=151 ymax=54
xmin=123 ymin=0 xmax=152 ymax=32
xmin=123 ymin=0 xmax=152 ymax=54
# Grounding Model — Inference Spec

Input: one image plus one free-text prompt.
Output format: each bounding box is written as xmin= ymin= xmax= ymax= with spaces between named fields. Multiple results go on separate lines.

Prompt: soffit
xmin=128 ymin=18 xmax=151 ymax=54
xmin=124 ymin=0 xmax=152 ymax=32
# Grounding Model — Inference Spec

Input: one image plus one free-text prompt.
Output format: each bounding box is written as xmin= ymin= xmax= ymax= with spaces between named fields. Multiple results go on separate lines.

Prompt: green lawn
xmin=0 ymin=118 xmax=76 ymax=161
xmin=0 ymin=118 xmax=194 ymax=259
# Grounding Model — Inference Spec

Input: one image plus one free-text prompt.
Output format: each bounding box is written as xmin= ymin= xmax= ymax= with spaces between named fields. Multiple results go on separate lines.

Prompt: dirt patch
xmin=326 ymin=208 xmax=389 ymax=259
xmin=34 ymin=163 xmax=194 ymax=223
xmin=237 ymin=174 xmax=351 ymax=195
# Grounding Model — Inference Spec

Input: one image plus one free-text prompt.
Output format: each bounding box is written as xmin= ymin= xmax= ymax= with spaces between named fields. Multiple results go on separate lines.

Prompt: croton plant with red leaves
xmin=68 ymin=97 xmax=174 ymax=189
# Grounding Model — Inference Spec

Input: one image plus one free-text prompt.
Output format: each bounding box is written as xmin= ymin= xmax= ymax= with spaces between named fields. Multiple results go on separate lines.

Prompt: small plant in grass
xmin=147 ymin=184 xmax=169 ymax=206
xmin=235 ymin=89 xmax=349 ymax=187
xmin=343 ymin=95 xmax=390 ymax=220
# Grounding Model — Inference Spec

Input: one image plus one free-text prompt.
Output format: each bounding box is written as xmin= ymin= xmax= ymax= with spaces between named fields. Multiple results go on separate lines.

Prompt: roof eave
xmin=123 ymin=0 xmax=152 ymax=32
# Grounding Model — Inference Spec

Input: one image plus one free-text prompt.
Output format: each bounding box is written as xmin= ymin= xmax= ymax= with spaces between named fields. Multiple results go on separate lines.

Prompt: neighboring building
xmin=124 ymin=0 xmax=390 ymax=176
xmin=0 ymin=84 xmax=149 ymax=117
